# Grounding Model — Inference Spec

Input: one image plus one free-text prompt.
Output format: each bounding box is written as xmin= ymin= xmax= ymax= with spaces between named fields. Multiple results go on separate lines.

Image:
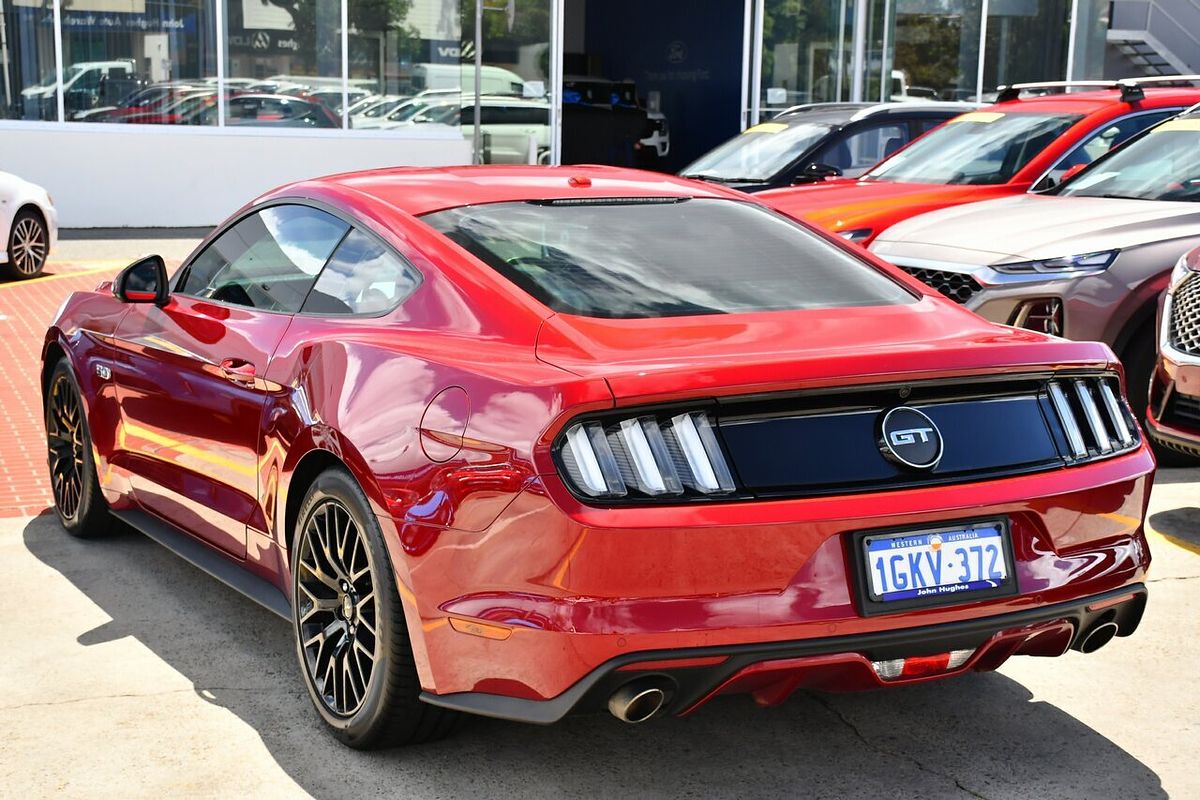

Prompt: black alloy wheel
xmin=291 ymin=467 xmax=460 ymax=748
xmin=5 ymin=211 xmax=49 ymax=279
xmin=296 ymin=497 xmax=379 ymax=717
xmin=45 ymin=359 xmax=110 ymax=536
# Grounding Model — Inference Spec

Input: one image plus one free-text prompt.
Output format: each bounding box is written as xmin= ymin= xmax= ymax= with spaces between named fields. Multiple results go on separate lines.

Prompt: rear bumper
xmin=420 ymin=584 xmax=1147 ymax=723
xmin=385 ymin=445 xmax=1154 ymax=709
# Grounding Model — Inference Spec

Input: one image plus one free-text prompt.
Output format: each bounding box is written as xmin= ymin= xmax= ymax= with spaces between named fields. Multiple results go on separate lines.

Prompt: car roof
xmin=773 ymin=101 xmax=972 ymax=125
xmin=281 ymin=165 xmax=745 ymax=217
xmin=983 ymin=86 xmax=1200 ymax=114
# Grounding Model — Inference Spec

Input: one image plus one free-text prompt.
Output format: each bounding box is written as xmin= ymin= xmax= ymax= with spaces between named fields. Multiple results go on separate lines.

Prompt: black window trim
xmin=172 ymin=197 xmax=425 ymax=320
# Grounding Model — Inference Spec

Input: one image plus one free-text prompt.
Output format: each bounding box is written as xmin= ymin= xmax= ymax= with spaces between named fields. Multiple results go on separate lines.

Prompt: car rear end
xmin=405 ymin=189 xmax=1154 ymax=724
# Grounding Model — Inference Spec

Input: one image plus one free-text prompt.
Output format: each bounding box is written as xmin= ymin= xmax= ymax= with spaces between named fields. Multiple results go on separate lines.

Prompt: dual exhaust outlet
xmin=607 ymin=618 xmax=1122 ymax=723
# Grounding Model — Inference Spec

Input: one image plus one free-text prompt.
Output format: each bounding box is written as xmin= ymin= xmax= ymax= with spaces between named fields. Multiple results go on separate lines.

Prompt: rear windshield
xmin=866 ymin=111 xmax=1082 ymax=185
xmin=421 ymin=198 xmax=914 ymax=318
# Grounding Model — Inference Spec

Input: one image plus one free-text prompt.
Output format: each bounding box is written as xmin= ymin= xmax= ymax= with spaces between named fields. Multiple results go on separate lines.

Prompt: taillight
xmin=870 ymin=649 xmax=975 ymax=680
xmin=557 ymin=411 xmax=736 ymax=501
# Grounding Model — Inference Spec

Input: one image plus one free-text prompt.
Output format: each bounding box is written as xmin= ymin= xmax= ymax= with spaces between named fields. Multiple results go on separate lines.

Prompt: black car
xmin=681 ymin=102 xmax=975 ymax=192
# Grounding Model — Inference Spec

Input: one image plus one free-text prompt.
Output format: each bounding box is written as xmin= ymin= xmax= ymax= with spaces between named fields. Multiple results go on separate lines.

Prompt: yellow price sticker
xmin=949 ymin=111 xmax=1006 ymax=124
xmin=1154 ymin=118 xmax=1200 ymax=132
xmin=743 ymin=123 xmax=789 ymax=134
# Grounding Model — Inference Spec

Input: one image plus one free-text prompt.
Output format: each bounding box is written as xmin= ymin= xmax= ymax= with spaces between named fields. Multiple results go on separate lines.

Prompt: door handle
xmin=219 ymin=358 xmax=257 ymax=383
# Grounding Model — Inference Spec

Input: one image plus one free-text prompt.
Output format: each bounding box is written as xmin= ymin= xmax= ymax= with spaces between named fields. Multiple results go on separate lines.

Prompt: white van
xmin=411 ymin=64 xmax=527 ymax=96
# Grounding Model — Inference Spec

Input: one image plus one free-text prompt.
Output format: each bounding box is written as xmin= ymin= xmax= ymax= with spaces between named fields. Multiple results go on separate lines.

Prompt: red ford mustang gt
xmin=43 ymin=166 xmax=1154 ymax=749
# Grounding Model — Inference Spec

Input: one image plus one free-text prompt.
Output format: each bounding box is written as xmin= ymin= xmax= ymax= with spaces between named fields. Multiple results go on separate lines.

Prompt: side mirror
xmin=802 ymin=162 xmax=843 ymax=181
xmin=114 ymin=255 xmax=169 ymax=306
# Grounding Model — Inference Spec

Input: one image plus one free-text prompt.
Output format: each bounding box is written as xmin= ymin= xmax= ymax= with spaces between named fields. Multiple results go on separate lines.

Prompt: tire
xmin=1122 ymin=322 xmax=1195 ymax=467
xmin=291 ymin=467 xmax=461 ymax=749
xmin=45 ymin=358 xmax=112 ymax=537
xmin=3 ymin=209 xmax=49 ymax=280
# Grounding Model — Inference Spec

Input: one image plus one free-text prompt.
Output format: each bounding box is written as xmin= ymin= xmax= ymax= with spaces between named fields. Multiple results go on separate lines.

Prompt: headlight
xmin=1169 ymin=252 xmax=1198 ymax=291
xmin=838 ymin=228 xmax=873 ymax=244
xmin=993 ymin=250 xmax=1118 ymax=275
xmin=557 ymin=411 xmax=736 ymax=500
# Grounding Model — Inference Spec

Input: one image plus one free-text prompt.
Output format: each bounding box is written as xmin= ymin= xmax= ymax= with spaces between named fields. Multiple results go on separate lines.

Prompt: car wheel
xmin=1123 ymin=323 xmax=1195 ymax=466
xmin=45 ymin=358 xmax=112 ymax=537
xmin=291 ymin=467 xmax=461 ymax=749
xmin=4 ymin=209 xmax=49 ymax=280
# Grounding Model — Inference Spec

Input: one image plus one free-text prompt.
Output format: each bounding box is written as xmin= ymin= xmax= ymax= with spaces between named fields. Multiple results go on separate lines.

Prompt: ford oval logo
xmin=879 ymin=407 xmax=943 ymax=470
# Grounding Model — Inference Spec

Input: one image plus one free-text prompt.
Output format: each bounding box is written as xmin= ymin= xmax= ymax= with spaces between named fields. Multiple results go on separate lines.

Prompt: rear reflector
xmin=870 ymin=648 xmax=975 ymax=681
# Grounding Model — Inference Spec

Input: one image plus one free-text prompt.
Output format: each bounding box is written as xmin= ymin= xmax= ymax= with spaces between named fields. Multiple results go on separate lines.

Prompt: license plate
xmin=862 ymin=520 xmax=1013 ymax=605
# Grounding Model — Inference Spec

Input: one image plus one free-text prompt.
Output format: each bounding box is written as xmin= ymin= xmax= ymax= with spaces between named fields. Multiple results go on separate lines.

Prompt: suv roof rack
xmin=773 ymin=102 xmax=869 ymax=117
xmin=996 ymin=75 xmax=1200 ymax=103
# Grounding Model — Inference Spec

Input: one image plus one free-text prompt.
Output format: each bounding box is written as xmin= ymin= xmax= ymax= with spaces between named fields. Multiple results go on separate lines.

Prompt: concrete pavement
xmin=0 ymin=471 xmax=1196 ymax=800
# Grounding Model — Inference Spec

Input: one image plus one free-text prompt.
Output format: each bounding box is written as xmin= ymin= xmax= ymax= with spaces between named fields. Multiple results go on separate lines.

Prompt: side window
xmin=815 ymin=123 xmax=908 ymax=177
xmin=1041 ymin=110 xmax=1178 ymax=187
xmin=302 ymin=229 xmax=421 ymax=315
xmin=179 ymin=205 xmax=349 ymax=312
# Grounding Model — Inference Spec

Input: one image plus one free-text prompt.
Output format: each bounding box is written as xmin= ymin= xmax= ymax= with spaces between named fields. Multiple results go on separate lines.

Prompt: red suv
xmin=759 ymin=79 xmax=1200 ymax=245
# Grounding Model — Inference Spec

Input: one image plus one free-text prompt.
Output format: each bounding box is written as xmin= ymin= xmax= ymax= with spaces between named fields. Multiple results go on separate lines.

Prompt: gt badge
xmin=879 ymin=407 xmax=943 ymax=470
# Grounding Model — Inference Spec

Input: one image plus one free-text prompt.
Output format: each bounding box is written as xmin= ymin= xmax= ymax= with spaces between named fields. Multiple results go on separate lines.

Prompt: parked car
xmin=198 ymin=94 xmax=340 ymax=127
xmin=1148 ymin=245 xmax=1200 ymax=457
xmin=1 ymin=171 xmax=56 ymax=280
xmin=21 ymin=60 xmax=140 ymax=119
xmin=760 ymin=79 xmax=1200 ymax=243
xmin=44 ymin=165 xmax=1152 ymax=749
xmin=681 ymin=102 xmax=974 ymax=192
xmin=400 ymin=96 xmax=550 ymax=163
xmin=869 ymin=107 xmax=1200 ymax=432
xmin=72 ymin=82 xmax=203 ymax=122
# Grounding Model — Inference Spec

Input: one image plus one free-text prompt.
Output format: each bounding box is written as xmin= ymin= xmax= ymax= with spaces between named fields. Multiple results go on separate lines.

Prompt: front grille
xmin=898 ymin=265 xmax=984 ymax=304
xmin=1167 ymin=391 xmax=1200 ymax=429
xmin=1168 ymin=274 xmax=1200 ymax=355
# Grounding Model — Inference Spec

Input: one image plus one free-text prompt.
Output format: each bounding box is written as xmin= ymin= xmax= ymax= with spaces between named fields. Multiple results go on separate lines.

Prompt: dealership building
xmin=1 ymin=0 xmax=1198 ymax=227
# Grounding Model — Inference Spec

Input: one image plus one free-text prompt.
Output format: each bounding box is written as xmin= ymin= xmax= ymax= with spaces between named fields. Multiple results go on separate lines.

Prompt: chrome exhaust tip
xmin=1079 ymin=620 xmax=1120 ymax=654
xmin=608 ymin=682 xmax=667 ymax=724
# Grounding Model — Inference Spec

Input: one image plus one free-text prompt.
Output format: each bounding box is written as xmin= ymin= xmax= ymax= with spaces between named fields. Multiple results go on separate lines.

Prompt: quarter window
xmin=179 ymin=205 xmax=349 ymax=313
xmin=302 ymin=229 xmax=422 ymax=315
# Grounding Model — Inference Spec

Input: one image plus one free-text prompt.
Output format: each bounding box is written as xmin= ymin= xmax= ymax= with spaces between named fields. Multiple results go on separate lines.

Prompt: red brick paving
xmin=0 ymin=264 xmax=125 ymax=517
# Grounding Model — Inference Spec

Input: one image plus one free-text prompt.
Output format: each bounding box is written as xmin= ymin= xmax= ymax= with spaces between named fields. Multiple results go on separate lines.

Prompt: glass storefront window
xmin=761 ymin=0 xmax=852 ymax=114
xmin=889 ymin=0 xmax=983 ymax=102
xmin=347 ymin=0 xmax=462 ymax=133
xmin=3 ymin=0 xmax=60 ymax=119
xmin=58 ymin=0 xmax=218 ymax=124
xmin=224 ymin=0 xmax=342 ymax=127
xmin=465 ymin=0 xmax=550 ymax=164
xmin=982 ymin=0 xmax=1069 ymax=90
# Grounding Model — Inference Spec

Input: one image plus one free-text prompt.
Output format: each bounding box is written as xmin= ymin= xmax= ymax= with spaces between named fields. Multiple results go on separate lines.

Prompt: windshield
xmin=36 ymin=65 xmax=84 ymax=88
xmin=1059 ymin=119 xmax=1200 ymax=201
xmin=681 ymin=122 xmax=834 ymax=182
xmin=422 ymin=198 xmax=913 ymax=318
xmin=867 ymin=111 xmax=1082 ymax=185
xmin=364 ymin=98 xmax=406 ymax=118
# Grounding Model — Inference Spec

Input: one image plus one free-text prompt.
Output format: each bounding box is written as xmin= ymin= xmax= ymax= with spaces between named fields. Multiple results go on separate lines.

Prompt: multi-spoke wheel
xmin=4 ymin=210 xmax=48 ymax=280
xmin=291 ymin=467 xmax=460 ymax=749
xmin=45 ymin=359 xmax=110 ymax=537
xmin=296 ymin=498 xmax=379 ymax=717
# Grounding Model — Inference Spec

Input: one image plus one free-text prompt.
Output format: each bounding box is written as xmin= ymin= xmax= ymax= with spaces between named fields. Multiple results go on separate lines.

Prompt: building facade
xmin=0 ymin=0 xmax=1127 ymax=226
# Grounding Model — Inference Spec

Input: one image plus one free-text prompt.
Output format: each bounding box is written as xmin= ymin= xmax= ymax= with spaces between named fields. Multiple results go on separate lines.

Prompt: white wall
xmin=0 ymin=124 xmax=473 ymax=228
